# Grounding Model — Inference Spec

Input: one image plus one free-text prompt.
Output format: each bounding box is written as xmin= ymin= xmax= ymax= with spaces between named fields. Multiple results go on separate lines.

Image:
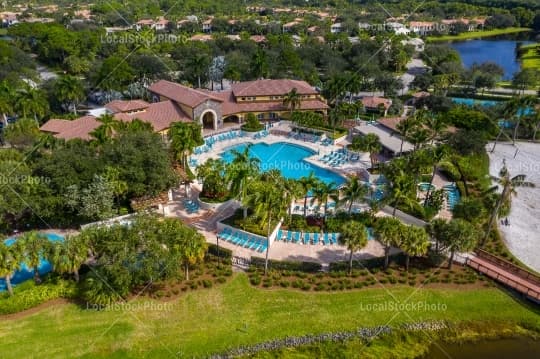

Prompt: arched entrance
xmin=200 ymin=110 xmax=217 ymax=130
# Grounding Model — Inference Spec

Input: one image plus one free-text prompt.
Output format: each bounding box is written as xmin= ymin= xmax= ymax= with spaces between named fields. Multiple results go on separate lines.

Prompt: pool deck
xmin=190 ymin=122 xmax=372 ymax=181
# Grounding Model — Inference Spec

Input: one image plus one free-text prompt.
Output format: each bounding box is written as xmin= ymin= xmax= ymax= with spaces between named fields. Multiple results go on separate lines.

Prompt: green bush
xmin=250 ymin=257 xmax=322 ymax=273
xmin=241 ymin=113 xmax=264 ymax=132
xmin=250 ymin=275 xmax=261 ymax=286
xmin=206 ymin=243 xmax=233 ymax=259
xmin=0 ymin=278 xmax=75 ymax=315
xmin=202 ymin=279 xmax=213 ymax=288
xmin=329 ymin=253 xmax=406 ymax=271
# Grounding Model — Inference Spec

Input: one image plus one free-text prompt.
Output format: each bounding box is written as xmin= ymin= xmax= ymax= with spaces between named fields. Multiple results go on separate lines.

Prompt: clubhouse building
xmin=40 ymin=79 xmax=328 ymax=140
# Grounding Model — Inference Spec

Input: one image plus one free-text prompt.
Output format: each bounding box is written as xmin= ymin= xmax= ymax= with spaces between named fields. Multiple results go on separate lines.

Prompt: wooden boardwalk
xmin=466 ymin=249 xmax=540 ymax=301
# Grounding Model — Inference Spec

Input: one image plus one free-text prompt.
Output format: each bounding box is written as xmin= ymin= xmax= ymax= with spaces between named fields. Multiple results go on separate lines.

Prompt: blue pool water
xmin=451 ymin=97 xmax=499 ymax=107
xmin=0 ymin=233 xmax=64 ymax=292
xmin=220 ymin=142 xmax=346 ymax=185
xmin=443 ymin=184 xmax=461 ymax=210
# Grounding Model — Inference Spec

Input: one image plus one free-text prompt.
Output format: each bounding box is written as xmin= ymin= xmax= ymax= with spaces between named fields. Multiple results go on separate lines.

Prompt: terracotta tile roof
xmin=361 ymin=96 xmax=392 ymax=110
xmin=250 ymin=35 xmax=267 ymax=43
xmin=113 ymin=100 xmax=191 ymax=132
xmin=412 ymin=91 xmax=431 ymax=98
xmin=409 ymin=21 xmax=435 ymax=27
xmin=190 ymin=34 xmax=213 ymax=41
xmin=149 ymin=80 xmax=222 ymax=108
xmin=213 ymin=90 xmax=328 ymax=116
xmin=105 ymin=100 xmax=150 ymax=113
xmin=40 ymin=119 xmax=72 ymax=133
xmin=231 ymin=79 xmax=318 ymax=97
xmin=40 ymin=116 xmax=101 ymax=141
xmin=376 ymin=117 xmax=402 ymax=132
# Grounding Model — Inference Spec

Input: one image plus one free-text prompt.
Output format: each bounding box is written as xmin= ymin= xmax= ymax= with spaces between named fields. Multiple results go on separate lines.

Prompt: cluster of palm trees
xmin=0 ymin=81 xmax=49 ymax=124
xmin=0 ymin=231 xmax=87 ymax=297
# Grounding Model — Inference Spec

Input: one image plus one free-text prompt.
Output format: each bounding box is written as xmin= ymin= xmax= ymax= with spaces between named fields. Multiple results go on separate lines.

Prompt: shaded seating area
xmin=253 ymin=130 xmax=269 ymax=139
xmin=218 ymin=227 xmax=268 ymax=253
xmin=183 ymin=199 xmax=200 ymax=214
xmin=194 ymin=130 xmax=241 ymax=154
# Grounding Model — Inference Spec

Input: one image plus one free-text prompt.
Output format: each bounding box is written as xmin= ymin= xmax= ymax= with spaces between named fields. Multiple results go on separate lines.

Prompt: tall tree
xmin=298 ymin=172 xmax=318 ymax=217
xmin=226 ymin=144 xmax=260 ymax=218
xmin=374 ymin=217 xmax=402 ymax=269
xmin=51 ymin=235 xmax=88 ymax=282
xmin=400 ymin=226 xmax=430 ymax=271
xmin=483 ymin=160 xmax=535 ymax=245
xmin=0 ymin=241 xmax=22 ymax=296
xmin=339 ymin=220 xmax=368 ymax=275
xmin=19 ymin=231 xmax=50 ymax=284
xmin=283 ymin=88 xmax=302 ymax=116
xmin=340 ymin=176 xmax=368 ymax=214
xmin=53 ymin=75 xmax=85 ymax=114
xmin=438 ymin=219 xmax=479 ymax=269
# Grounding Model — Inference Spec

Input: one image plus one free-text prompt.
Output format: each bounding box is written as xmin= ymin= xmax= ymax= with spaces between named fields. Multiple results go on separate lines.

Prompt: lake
xmin=423 ymin=336 xmax=540 ymax=359
xmin=449 ymin=35 xmax=534 ymax=80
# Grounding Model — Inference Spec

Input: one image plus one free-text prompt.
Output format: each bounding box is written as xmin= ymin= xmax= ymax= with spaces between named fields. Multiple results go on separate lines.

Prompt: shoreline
xmin=426 ymin=27 xmax=531 ymax=42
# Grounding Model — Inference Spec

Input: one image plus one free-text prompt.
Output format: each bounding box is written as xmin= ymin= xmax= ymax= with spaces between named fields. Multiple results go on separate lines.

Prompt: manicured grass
xmin=1 ymin=274 xmax=539 ymax=358
xmin=0 ymin=28 xmax=7 ymax=36
xmin=521 ymin=44 xmax=540 ymax=70
xmin=427 ymin=28 xmax=531 ymax=42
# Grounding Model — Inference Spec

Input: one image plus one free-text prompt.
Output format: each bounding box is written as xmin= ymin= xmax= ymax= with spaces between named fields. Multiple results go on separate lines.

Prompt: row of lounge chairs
xmin=253 ymin=130 xmax=269 ymax=139
xmin=319 ymin=150 xmax=360 ymax=167
xmin=205 ymin=130 xmax=241 ymax=146
xmin=183 ymin=199 xmax=199 ymax=214
xmin=275 ymin=230 xmax=340 ymax=245
xmin=218 ymin=228 xmax=268 ymax=253
xmin=288 ymin=132 xmax=321 ymax=143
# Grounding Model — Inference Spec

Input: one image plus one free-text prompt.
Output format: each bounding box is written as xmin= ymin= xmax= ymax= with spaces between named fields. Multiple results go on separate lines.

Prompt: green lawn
xmin=0 ymin=274 xmax=539 ymax=358
xmin=427 ymin=28 xmax=531 ymax=42
xmin=0 ymin=29 xmax=7 ymax=36
xmin=521 ymin=44 xmax=540 ymax=70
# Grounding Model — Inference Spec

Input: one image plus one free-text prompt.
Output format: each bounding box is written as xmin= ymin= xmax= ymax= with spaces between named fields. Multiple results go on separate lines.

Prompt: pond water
xmin=449 ymin=35 xmax=534 ymax=80
xmin=424 ymin=336 xmax=540 ymax=359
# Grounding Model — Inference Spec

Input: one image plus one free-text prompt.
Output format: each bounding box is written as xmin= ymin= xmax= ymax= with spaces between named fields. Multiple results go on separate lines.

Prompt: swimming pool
xmin=220 ymin=142 xmax=346 ymax=185
xmin=0 ymin=233 xmax=64 ymax=292
xmin=452 ymin=97 xmax=534 ymax=116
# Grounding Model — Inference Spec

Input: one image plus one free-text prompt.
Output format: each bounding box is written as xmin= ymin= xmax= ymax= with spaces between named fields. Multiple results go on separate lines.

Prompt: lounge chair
xmin=303 ymin=232 xmax=311 ymax=245
xmin=323 ymin=232 xmax=331 ymax=245
xmin=257 ymin=242 xmax=268 ymax=253
xmin=276 ymin=229 xmax=283 ymax=241
xmin=294 ymin=232 xmax=301 ymax=244
xmin=331 ymin=232 xmax=338 ymax=245
xmin=313 ymin=232 xmax=320 ymax=245
xmin=286 ymin=231 xmax=292 ymax=242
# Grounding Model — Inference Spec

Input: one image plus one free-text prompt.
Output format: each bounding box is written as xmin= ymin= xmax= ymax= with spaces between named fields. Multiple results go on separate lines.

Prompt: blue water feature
xmin=0 ymin=233 xmax=64 ymax=292
xmin=443 ymin=184 xmax=461 ymax=210
xmin=220 ymin=142 xmax=346 ymax=185
xmin=449 ymin=39 xmax=533 ymax=80
xmin=451 ymin=97 xmax=499 ymax=107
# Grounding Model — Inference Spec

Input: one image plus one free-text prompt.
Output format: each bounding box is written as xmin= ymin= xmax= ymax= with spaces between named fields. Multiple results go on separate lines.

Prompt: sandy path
xmin=487 ymin=142 xmax=540 ymax=272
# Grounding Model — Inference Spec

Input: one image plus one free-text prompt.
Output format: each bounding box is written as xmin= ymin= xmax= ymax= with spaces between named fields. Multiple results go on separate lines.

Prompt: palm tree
xmin=90 ymin=114 xmax=118 ymax=145
xmin=54 ymin=75 xmax=85 ymax=114
xmin=245 ymin=176 xmax=288 ymax=275
xmin=251 ymin=48 xmax=269 ymax=79
xmin=226 ymin=144 xmax=260 ymax=218
xmin=482 ymin=160 xmax=535 ymax=245
xmin=400 ymin=226 xmax=430 ymax=271
xmin=396 ymin=116 xmax=418 ymax=156
xmin=14 ymin=85 xmax=49 ymax=122
xmin=283 ymin=88 xmax=302 ymax=116
xmin=180 ymin=232 xmax=207 ymax=280
xmin=283 ymin=178 xmax=304 ymax=221
xmin=169 ymin=122 xmax=204 ymax=169
xmin=510 ymin=96 xmax=536 ymax=144
xmin=425 ymin=115 xmax=447 ymax=145
xmin=0 ymin=81 xmax=15 ymax=125
xmin=340 ymin=176 xmax=368 ymax=214
xmin=438 ymin=219 xmax=479 ymax=269
xmin=51 ymin=236 xmax=88 ymax=282
xmin=19 ymin=231 xmax=50 ymax=283
xmin=424 ymin=145 xmax=448 ymax=206
xmin=187 ymin=53 xmax=210 ymax=88
xmin=298 ymin=172 xmax=318 ymax=217
xmin=0 ymin=241 xmax=22 ymax=296
xmin=311 ymin=181 xmax=339 ymax=223
xmin=352 ymin=133 xmax=381 ymax=169
xmin=339 ymin=220 xmax=368 ymax=275
xmin=373 ymin=217 xmax=402 ymax=269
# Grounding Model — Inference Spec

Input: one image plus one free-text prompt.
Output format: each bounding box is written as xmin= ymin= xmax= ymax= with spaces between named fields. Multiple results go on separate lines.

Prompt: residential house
xmin=330 ymin=22 xmax=343 ymax=34
xmin=409 ymin=21 xmax=436 ymax=36
xmin=361 ymin=96 xmax=393 ymax=116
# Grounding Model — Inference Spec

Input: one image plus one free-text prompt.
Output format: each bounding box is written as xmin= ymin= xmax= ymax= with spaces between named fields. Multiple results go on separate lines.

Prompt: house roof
xmin=40 ymin=116 xmax=101 ymax=141
xmin=361 ymin=96 xmax=392 ymax=110
xmin=149 ymin=80 xmax=223 ymax=108
xmin=355 ymin=124 xmax=414 ymax=154
xmin=213 ymin=90 xmax=328 ymax=116
xmin=230 ymin=79 xmax=318 ymax=97
xmin=250 ymin=35 xmax=267 ymax=43
xmin=105 ymin=100 xmax=150 ymax=113
xmin=113 ymin=100 xmax=191 ymax=132
xmin=376 ymin=117 xmax=403 ymax=133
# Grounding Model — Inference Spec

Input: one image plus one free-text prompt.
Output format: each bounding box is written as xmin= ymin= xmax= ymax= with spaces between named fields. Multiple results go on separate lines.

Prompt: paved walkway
xmin=467 ymin=254 xmax=540 ymax=300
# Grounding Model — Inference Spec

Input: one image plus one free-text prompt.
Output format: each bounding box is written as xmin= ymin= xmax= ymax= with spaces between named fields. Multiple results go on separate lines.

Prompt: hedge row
xmin=207 ymin=243 xmax=233 ymax=259
xmin=250 ymin=257 xmax=322 ymax=273
xmin=329 ymin=253 xmax=407 ymax=271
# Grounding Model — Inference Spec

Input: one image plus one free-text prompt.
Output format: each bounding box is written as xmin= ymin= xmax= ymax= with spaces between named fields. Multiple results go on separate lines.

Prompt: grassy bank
xmin=1 ymin=274 xmax=539 ymax=358
xmin=427 ymin=28 xmax=531 ymax=42
xmin=521 ymin=43 xmax=540 ymax=70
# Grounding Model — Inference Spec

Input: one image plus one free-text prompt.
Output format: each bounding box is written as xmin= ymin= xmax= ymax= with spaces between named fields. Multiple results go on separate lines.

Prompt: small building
xmin=0 ymin=12 xmax=20 ymax=27
xmin=202 ymin=18 xmax=213 ymax=33
xmin=401 ymin=38 xmax=425 ymax=52
xmin=354 ymin=121 xmax=414 ymax=157
xmin=409 ymin=21 xmax=436 ymax=36
xmin=361 ymin=96 xmax=393 ymax=116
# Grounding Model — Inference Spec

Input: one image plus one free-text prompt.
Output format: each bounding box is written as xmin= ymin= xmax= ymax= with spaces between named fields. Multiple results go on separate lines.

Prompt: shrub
xmin=250 ymin=276 xmax=261 ymax=286
xmin=0 ymin=278 xmax=75 ymax=315
xmin=241 ymin=113 xmax=264 ymax=132
xmin=279 ymin=280 xmax=290 ymax=288
xmin=250 ymin=257 xmax=322 ymax=273
xmin=206 ymin=243 xmax=233 ymax=259
xmin=202 ymin=280 xmax=213 ymax=288
xmin=315 ymin=283 xmax=326 ymax=291
xmin=302 ymin=283 xmax=311 ymax=291
xmin=329 ymin=253 xmax=406 ymax=271
xmin=292 ymin=280 xmax=304 ymax=288
xmin=216 ymin=277 xmax=227 ymax=284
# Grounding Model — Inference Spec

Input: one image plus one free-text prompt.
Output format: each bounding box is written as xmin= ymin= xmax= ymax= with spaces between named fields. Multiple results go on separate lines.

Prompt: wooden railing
xmin=475 ymin=249 xmax=540 ymax=286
